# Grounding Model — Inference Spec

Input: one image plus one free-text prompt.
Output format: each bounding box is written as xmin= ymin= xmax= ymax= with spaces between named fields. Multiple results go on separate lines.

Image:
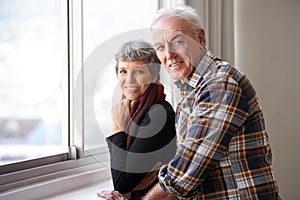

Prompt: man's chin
xmin=170 ymin=72 xmax=184 ymax=81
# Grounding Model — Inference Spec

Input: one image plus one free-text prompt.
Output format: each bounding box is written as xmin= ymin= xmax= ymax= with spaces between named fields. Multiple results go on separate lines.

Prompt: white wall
xmin=234 ymin=0 xmax=300 ymax=199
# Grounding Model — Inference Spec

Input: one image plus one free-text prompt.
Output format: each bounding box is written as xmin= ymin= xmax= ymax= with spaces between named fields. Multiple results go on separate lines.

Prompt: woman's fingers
xmin=97 ymin=190 xmax=127 ymax=200
xmin=111 ymin=100 xmax=130 ymax=132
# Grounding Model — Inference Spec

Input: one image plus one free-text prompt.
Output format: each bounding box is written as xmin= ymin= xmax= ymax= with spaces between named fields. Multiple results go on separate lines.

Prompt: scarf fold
xmin=123 ymin=83 xmax=166 ymax=150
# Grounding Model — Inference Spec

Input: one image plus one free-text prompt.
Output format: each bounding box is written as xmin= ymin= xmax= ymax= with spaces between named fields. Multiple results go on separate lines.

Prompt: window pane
xmin=82 ymin=0 xmax=158 ymax=150
xmin=0 ymin=0 xmax=68 ymax=165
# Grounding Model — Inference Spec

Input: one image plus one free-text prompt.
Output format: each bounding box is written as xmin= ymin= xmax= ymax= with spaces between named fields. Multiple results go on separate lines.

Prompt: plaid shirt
xmin=158 ymin=52 xmax=280 ymax=199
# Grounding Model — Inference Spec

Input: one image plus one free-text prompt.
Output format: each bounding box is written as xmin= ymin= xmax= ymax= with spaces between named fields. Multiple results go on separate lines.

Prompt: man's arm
xmin=142 ymin=183 xmax=177 ymax=200
xmin=146 ymin=75 xmax=248 ymax=197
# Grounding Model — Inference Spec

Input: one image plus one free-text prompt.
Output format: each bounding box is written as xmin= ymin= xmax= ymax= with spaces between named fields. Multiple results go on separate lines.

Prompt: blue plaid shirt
xmin=158 ymin=52 xmax=280 ymax=199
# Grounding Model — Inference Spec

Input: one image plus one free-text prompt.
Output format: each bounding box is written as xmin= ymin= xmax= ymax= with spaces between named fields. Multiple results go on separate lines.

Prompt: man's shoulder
xmin=205 ymin=57 xmax=245 ymax=83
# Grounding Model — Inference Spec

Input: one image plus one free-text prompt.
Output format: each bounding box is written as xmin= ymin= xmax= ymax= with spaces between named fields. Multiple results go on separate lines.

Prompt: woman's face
xmin=117 ymin=60 xmax=156 ymax=101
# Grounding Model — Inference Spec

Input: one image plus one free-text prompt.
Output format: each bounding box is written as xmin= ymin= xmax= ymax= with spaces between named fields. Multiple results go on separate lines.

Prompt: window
xmin=0 ymin=0 xmax=68 ymax=166
xmin=0 ymin=0 xmax=160 ymax=173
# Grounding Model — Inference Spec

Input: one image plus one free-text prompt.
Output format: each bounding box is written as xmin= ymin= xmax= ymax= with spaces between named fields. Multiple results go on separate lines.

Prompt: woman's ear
xmin=152 ymin=74 xmax=159 ymax=83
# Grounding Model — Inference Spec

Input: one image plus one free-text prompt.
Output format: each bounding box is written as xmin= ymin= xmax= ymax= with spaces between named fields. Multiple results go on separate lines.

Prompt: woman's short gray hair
xmin=151 ymin=5 xmax=203 ymax=31
xmin=115 ymin=40 xmax=161 ymax=82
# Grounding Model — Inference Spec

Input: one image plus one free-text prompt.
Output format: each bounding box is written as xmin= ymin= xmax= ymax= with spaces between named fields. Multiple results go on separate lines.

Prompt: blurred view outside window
xmin=0 ymin=0 xmax=68 ymax=165
xmin=82 ymin=0 xmax=159 ymax=149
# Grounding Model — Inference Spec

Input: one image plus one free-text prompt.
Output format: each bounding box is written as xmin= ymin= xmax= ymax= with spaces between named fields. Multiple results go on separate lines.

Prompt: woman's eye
xmin=119 ymin=70 xmax=126 ymax=74
xmin=155 ymin=45 xmax=165 ymax=51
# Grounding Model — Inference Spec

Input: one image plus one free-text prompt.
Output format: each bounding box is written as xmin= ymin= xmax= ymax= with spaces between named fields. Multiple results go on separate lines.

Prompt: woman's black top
xmin=106 ymin=99 xmax=176 ymax=194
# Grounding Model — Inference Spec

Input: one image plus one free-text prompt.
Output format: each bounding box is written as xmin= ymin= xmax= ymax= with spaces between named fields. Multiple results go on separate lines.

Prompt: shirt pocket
xmin=176 ymin=106 xmax=192 ymax=141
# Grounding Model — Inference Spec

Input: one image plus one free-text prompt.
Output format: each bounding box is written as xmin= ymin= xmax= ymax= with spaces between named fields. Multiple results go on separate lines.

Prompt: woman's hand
xmin=111 ymin=99 xmax=130 ymax=133
xmin=97 ymin=190 xmax=128 ymax=200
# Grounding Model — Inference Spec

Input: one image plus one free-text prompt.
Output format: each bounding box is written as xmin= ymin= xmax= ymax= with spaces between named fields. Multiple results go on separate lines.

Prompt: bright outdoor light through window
xmin=0 ymin=0 xmax=68 ymax=165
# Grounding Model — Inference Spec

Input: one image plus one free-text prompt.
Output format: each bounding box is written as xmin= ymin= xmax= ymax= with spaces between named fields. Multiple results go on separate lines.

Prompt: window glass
xmin=82 ymin=0 xmax=159 ymax=151
xmin=0 ymin=0 xmax=68 ymax=165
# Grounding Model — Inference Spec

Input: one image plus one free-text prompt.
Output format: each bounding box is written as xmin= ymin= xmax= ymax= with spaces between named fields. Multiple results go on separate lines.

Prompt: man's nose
xmin=165 ymin=45 xmax=176 ymax=60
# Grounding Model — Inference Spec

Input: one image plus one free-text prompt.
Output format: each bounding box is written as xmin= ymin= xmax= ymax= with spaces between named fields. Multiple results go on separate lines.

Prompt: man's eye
xmin=172 ymin=40 xmax=184 ymax=46
xmin=135 ymin=70 xmax=144 ymax=74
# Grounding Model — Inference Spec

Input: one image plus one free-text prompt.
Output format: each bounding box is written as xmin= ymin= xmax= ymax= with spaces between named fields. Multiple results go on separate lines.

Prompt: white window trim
xmin=158 ymin=0 xmax=186 ymax=8
xmin=69 ymin=0 xmax=84 ymax=157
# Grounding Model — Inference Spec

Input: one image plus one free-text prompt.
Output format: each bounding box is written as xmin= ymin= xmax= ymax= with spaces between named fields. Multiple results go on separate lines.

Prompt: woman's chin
xmin=124 ymin=93 xmax=138 ymax=101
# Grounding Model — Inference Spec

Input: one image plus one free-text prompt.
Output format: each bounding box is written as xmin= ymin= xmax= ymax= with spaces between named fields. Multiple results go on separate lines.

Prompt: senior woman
xmin=97 ymin=40 xmax=176 ymax=200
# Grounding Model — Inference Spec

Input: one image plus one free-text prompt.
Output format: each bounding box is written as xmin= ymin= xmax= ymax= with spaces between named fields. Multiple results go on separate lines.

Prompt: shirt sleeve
xmin=106 ymin=101 xmax=176 ymax=194
xmin=158 ymin=75 xmax=249 ymax=198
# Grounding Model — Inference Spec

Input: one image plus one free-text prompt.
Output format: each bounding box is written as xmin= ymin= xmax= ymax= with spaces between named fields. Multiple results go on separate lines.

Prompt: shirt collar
xmin=174 ymin=51 xmax=215 ymax=89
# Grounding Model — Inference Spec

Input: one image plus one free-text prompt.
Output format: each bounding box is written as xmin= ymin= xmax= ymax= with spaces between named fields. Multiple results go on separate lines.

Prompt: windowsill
xmin=0 ymin=147 xmax=113 ymax=200
xmin=0 ymin=162 xmax=113 ymax=200
xmin=45 ymin=177 xmax=113 ymax=200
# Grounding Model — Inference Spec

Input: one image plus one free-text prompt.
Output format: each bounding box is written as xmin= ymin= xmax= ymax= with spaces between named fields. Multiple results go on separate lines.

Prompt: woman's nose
xmin=125 ymin=72 xmax=135 ymax=83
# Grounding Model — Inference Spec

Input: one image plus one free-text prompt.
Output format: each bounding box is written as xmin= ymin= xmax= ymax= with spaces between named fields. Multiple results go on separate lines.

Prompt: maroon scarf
xmin=123 ymin=83 xmax=166 ymax=150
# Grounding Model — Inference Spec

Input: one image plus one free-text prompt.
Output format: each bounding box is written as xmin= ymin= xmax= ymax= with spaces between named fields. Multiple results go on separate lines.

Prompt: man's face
xmin=152 ymin=17 xmax=206 ymax=81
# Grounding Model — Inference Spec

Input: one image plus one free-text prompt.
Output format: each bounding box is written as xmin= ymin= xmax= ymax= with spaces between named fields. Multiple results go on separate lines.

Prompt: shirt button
xmin=232 ymin=164 xmax=238 ymax=172
xmin=265 ymin=152 xmax=272 ymax=165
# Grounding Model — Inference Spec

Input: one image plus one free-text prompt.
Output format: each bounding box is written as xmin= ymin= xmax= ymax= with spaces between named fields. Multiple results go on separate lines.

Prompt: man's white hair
xmin=151 ymin=5 xmax=203 ymax=31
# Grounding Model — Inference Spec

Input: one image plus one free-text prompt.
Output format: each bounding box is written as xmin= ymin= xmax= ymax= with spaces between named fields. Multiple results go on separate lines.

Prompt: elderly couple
xmin=97 ymin=5 xmax=280 ymax=200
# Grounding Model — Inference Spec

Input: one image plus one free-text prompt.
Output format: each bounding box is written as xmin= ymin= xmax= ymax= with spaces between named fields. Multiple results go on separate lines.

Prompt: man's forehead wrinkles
xmin=153 ymin=29 xmax=186 ymax=43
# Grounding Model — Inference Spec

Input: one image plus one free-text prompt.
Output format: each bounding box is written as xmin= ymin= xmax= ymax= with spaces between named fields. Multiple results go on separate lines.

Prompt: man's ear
xmin=197 ymin=28 xmax=206 ymax=47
